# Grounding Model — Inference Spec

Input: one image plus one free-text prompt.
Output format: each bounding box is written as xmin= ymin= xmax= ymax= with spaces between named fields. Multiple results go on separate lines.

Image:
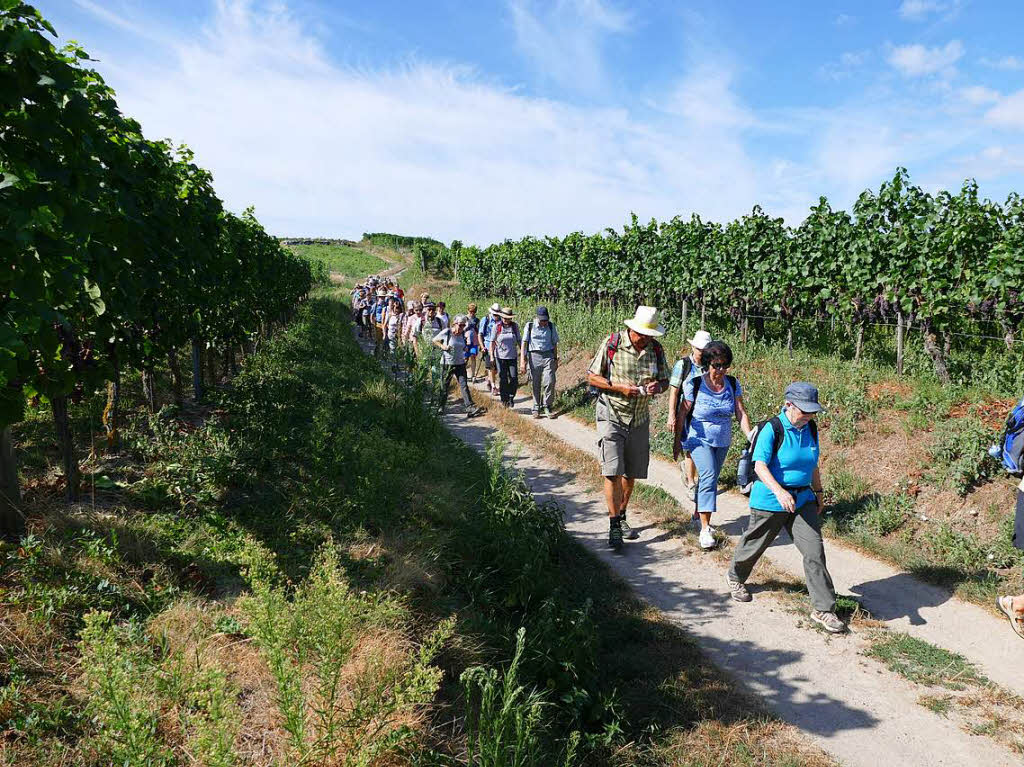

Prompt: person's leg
xmin=530 ymin=354 xmax=542 ymax=414
xmin=692 ymin=443 xmax=719 ymax=531
xmin=684 ymin=454 xmax=697 ymax=488
xmin=454 ymin=364 xmax=473 ymax=409
xmin=541 ymin=354 xmax=555 ymax=413
xmin=603 ymin=476 xmax=624 ymax=519
xmin=508 ymin=359 xmax=519 ymax=404
xmin=501 ymin=359 xmax=514 ymax=405
xmin=788 ymin=503 xmax=837 ymax=613
xmin=728 ymin=510 xmax=787 ymax=583
xmin=438 ymin=364 xmax=454 ymax=411
xmin=621 ymin=477 xmax=636 ymax=513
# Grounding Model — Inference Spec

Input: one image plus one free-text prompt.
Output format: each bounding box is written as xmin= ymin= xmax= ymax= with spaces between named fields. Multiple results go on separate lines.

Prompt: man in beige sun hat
xmin=586 ymin=306 xmax=670 ymax=550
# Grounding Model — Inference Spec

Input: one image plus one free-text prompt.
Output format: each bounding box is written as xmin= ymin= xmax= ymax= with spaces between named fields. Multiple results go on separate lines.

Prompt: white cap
xmin=688 ymin=330 xmax=712 ymax=349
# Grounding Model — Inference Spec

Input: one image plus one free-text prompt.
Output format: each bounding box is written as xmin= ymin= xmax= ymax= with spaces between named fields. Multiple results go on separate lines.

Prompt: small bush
xmin=925 ymin=524 xmax=989 ymax=573
xmin=859 ymin=492 xmax=914 ymax=536
xmin=239 ymin=541 xmax=451 ymax=764
xmin=927 ymin=417 xmax=999 ymax=495
xmin=462 ymin=627 xmax=580 ymax=767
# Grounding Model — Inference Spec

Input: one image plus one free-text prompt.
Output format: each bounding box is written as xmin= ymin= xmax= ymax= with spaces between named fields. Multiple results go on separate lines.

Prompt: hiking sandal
xmin=997 ymin=597 xmax=1024 ymax=639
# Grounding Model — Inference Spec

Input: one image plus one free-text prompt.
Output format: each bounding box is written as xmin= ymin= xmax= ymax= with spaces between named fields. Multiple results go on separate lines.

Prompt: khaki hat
xmin=499 ymin=306 xmax=515 ymax=319
xmin=623 ymin=306 xmax=664 ymax=337
xmin=489 ymin=302 xmax=501 ymax=314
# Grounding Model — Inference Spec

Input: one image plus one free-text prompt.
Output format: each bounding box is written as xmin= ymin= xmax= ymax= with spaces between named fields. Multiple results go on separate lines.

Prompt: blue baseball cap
xmin=535 ymin=306 xmax=550 ymax=319
xmin=784 ymin=382 xmax=824 ymax=413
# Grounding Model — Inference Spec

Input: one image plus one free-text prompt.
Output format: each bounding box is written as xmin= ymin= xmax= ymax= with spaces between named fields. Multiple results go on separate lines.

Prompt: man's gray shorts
xmin=597 ymin=414 xmax=650 ymax=479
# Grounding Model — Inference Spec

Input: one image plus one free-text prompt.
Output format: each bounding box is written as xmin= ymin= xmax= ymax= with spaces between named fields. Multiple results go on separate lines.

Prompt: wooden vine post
xmin=896 ymin=311 xmax=905 ymax=375
xmin=680 ymin=296 xmax=688 ymax=342
xmin=0 ymin=427 xmax=24 ymax=539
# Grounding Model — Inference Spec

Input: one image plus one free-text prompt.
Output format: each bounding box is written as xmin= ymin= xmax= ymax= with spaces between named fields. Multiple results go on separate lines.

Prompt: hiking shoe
xmin=620 ymin=514 xmax=639 ymax=540
xmin=608 ymin=519 xmax=624 ymax=550
xmin=727 ymin=574 xmax=751 ymax=602
xmin=810 ymin=610 xmax=846 ymax=634
xmin=466 ymin=406 xmax=485 ymax=419
xmin=532 ymin=411 xmax=542 ymax=419
xmin=698 ymin=527 xmax=716 ymax=550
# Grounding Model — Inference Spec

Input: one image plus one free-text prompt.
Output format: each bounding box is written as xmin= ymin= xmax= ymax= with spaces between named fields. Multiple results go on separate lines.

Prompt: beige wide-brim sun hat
xmin=623 ymin=305 xmax=665 ymax=337
xmin=499 ymin=307 xmax=515 ymax=319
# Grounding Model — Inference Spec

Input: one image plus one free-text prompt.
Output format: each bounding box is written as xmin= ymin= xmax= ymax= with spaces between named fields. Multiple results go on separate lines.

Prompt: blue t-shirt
xmin=749 ymin=410 xmax=820 ymax=512
xmin=683 ymin=375 xmax=742 ymax=448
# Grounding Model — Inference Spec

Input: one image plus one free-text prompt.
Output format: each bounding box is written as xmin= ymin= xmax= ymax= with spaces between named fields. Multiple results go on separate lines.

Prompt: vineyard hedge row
xmin=1 ymin=4 xmax=314 ymax=523
xmin=1 ymin=3 xmax=314 ymax=429
xmin=455 ymin=170 xmax=1023 ymax=383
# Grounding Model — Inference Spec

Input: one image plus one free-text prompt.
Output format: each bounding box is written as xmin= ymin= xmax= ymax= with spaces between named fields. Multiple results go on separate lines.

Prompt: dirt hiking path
xmin=471 ymin=386 xmax=1024 ymax=696
xmin=354 ymin=332 xmax=1018 ymax=765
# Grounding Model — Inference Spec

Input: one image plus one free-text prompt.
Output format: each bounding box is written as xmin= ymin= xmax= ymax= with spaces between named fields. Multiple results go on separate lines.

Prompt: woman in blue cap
xmin=726 ymin=381 xmax=846 ymax=634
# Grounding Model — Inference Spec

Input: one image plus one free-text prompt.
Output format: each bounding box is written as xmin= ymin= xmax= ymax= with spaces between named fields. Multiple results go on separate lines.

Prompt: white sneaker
xmin=699 ymin=527 xmax=716 ymax=550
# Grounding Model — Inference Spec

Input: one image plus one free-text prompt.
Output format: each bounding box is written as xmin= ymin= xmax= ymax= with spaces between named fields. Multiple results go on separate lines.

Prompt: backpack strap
xmin=524 ymin=320 xmax=533 ymax=350
xmin=603 ymin=332 xmax=621 ymax=383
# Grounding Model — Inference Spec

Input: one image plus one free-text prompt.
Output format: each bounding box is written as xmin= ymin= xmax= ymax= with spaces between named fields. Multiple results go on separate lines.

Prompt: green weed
xmin=864 ymin=632 xmax=986 ymax=690
xmin=927 ymin=416 xmax=1000 ymax=495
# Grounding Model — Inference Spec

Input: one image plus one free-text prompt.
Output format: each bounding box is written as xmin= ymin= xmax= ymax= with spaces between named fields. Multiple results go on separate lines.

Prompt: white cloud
xmin=67 ymin=0 xmax=1019 ymax=244
xmin=820 ymin=50 xmax=867 ymax=81
xmin=834 ymin=13 xmax=855 ymax=27
xmin=898 ymin=0 xmax=962 ymax=21
xmin=887 ymin=40 xmax=963 ymax=77
xmin=960 ymin=85 xmax=1000 ymax=105
xmin=980 ymin=55 xmax=1024 ymax=71
xmin=986 ymin=89 xmax=1024 ymax=128
xmin=899 ymin=0 xmax=943 ymax=20
xmin=507 ymin=0 xmax=629 ymax=95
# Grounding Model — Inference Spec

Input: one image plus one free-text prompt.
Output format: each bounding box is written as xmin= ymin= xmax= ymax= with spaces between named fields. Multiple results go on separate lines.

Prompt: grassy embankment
xmin=2 ymin=279 xmax=831 ymax=766
xmin=285 ymin=241 xmax=389 ymax=281
xmin=404 ymin=263 xmax=1024 ymax=614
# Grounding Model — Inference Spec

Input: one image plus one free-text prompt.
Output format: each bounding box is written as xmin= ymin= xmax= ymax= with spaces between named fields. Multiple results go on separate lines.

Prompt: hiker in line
xmin=437 ymin=301 xmax=450 ymax=329
xmin=382 ymin=297 xmax=402 ymax=356
xmin=489 ymin=307 xmax=522 ymax=408
xmin=726 ymin=382 xmax=845 ymax=634
xmin=677 ymin=340 xmax=753 ymax=551
xmin=414 ymin=302 xmax=443 ymax=357
xmin=371 ymin=289 xmax=388 ymax=355
xmin=464 ymin=303 xmax=481 ymax=382
xmin=400 ymin=300 xmax=419 ymax=348
xmin=480 ymin=303 xmax=501 ymax=396
xmin=433 ymin=315 xmax=484 ymax=418
xmin=586 ymin=306 xmax=670 ymax=550
xmin=668 ymin=330 xmax=712 ymax=501
xmin=520 ymin=306 xmax=559 ymax=419
xmin=995 ymin=396 xmax=1024 ymax=637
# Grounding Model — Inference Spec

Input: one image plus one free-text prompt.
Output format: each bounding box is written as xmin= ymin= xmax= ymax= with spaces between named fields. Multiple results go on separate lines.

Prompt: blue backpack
xmin=998 ymin=397 xmax=1024 ymax=477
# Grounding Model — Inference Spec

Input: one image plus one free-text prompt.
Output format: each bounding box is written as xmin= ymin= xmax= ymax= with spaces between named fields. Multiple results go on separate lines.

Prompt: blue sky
xmin=42 ymin=0 xmax=1024 ymax=243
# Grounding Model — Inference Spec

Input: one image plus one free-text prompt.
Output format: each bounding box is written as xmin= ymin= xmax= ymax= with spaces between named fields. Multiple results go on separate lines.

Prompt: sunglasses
xmin=710 ymin=362 xmax=730 ymax=370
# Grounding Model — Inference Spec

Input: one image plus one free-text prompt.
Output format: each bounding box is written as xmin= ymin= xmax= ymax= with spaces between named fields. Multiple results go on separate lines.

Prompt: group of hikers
xmin=352 ymin=276 xmax=1024 ymax=640
xmin=351 ymin=277 xmax=559 ymax=418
